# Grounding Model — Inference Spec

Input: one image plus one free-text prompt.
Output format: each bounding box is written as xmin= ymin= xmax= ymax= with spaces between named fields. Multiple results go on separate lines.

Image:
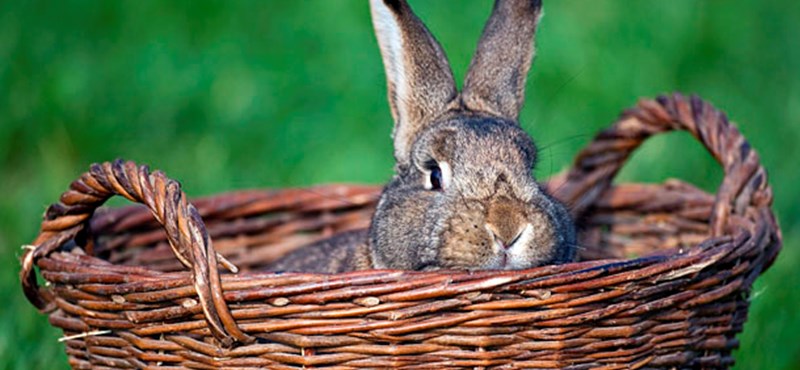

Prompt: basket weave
xmin=21 ymin=94 xmax=781 ymax=369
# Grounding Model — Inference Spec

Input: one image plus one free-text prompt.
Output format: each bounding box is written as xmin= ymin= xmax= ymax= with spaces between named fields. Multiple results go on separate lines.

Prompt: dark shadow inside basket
xmin=565 ymin=180 xmax=715 ymax=261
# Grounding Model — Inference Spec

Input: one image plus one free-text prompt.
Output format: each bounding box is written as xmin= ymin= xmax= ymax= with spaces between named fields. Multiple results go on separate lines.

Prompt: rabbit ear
xmin=461 ymin=0 xmax=542 ymax=121
xmin=371 ymin=0 xmax=458 ymax=165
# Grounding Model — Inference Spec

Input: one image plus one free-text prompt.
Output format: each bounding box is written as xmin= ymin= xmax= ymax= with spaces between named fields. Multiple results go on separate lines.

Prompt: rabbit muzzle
xmin=438 ymin=189 xmax=558 ymax=270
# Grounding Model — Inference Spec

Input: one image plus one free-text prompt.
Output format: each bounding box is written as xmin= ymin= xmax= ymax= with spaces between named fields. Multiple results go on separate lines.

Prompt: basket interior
xmin=86 ymin=179 xmax=714 ymax=274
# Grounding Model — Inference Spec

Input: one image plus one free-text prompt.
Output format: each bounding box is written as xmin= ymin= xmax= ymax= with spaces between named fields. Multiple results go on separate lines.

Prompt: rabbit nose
xmin=485 ymin=224 xmax=526 ymax=249
xmin=485 ymin=195 xmax=527 ymax=248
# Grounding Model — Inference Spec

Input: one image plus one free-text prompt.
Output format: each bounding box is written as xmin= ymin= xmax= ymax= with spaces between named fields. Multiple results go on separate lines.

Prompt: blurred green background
xmin=1 ymin=0 xmax=798 ymax=368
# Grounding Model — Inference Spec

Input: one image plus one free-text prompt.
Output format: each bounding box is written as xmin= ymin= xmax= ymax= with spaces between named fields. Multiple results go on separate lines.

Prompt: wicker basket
xmin=21 ymin=94 xmax=781 ymax=369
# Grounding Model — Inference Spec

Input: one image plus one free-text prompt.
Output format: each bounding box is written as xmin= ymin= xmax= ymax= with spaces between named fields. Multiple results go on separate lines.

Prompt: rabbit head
xmin=368 ymin=0 xmax=576 ymax=270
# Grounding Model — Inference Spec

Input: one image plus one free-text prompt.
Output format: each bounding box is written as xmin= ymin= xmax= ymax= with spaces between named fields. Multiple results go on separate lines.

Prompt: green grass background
xmin=1 ymin=1 xmax=798 ymax=368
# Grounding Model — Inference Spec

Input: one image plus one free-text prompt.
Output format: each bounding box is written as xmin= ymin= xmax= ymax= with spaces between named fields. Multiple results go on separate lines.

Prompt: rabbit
xmin=268 ymin=0 xmax=576 ymax=273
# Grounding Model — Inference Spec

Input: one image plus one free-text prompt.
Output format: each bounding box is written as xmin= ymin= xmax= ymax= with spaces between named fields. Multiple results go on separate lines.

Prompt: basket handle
xmin=20 ymin=159 xmax=253 ymax=346
xmin=554 ymin=93 xmax=774 ymax=237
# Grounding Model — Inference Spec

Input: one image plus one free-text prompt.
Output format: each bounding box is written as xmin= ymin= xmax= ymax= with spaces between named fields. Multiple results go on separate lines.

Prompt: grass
xmin=1 ymin=1 xmax=798 ymax=368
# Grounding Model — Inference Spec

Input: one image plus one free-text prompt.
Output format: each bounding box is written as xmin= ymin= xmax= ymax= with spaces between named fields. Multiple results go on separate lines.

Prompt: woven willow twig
xmin=20 ymin=94 xmax=781 ymax=369
xmin=20 ymin=160 xmax=252 ymax=346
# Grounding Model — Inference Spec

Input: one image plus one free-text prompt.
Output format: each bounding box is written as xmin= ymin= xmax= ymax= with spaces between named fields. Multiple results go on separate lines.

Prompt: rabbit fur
xmin=269 ymin=0 xmax=576 ymax=273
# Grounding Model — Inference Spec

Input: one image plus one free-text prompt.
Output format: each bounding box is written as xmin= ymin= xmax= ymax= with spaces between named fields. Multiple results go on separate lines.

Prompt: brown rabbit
xmin=268 ymin=0 xmax=576 ymax=273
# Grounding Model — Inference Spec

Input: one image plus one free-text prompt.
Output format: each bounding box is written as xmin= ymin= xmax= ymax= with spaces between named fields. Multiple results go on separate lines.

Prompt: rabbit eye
xmin=424 ymin=160 xmax=450 ymax=191
xmin=429 ymin=166 xmax=443 ymax=190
